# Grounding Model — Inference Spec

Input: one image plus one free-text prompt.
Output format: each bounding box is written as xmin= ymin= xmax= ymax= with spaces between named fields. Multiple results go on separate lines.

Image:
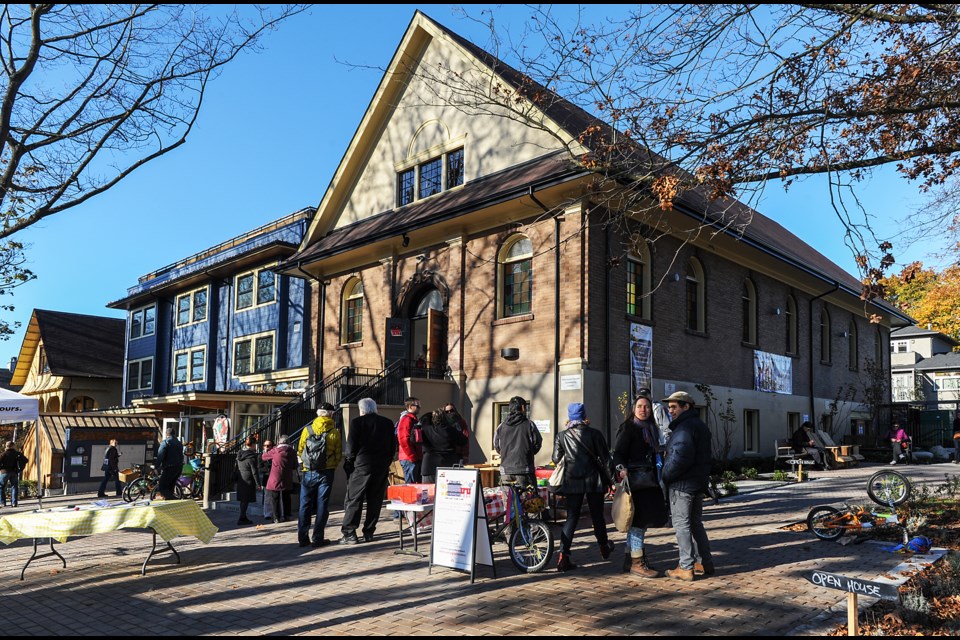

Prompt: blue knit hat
xmin=568 ymin=402 xmax=586 ymax=421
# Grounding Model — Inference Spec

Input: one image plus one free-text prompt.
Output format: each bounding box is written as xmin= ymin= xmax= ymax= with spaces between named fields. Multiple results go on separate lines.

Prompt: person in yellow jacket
xmin=296 ymin=402 xmax=343 ymax=547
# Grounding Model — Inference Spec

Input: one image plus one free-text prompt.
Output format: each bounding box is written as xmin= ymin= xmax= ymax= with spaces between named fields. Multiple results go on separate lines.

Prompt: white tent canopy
xmin=0 ymin=387 xmax=40 ymax=505
xmin=0 ymin=387 xmax=39 ymax=424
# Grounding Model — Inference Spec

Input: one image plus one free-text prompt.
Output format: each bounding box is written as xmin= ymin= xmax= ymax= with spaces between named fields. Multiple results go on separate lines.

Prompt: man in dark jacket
xmin=156 ymin=427 xmax=185 ymax=500
xmin=493 ymin=396 xmax=542 ymax=487
xmin=339 ymin=398 xmax=396 ymax=545
xmin=97 ymin=438 xmax=123 ymax=498
xmin=660 ymin=391 xmax=714 ymax=582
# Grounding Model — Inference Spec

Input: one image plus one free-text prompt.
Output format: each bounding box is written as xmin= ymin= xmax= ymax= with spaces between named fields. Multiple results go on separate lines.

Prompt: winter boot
xmin=694 ymin=561 xmax=716 ymax=576
xmin=622 ymin=553 xmax=633 ymax=573
xmin=665 ymin=566 xmax=695 ymax=582
xmin=630 ymin=551 xmax=660 ymax=578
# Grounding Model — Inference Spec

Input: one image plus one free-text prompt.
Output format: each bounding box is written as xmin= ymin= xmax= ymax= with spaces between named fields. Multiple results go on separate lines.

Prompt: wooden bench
xmin=774 ymin=439 xmax=810 ymax=467
xmin=814 ymin=431 xmax=857 ymax=468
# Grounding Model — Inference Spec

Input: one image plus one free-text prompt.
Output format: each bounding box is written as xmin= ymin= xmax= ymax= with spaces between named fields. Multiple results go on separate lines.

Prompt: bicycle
xmin=486 ymin=482 xmax=555 ymax=573
xmin=121 ymin=463 xmax=183 ymax=502
xmin=806 ymin=469 xmax=913 ymax=542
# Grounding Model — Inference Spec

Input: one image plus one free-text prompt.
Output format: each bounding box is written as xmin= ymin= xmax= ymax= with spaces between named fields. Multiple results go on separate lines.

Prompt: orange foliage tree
xmin=881 ymin=261 xmax=960 ymax=342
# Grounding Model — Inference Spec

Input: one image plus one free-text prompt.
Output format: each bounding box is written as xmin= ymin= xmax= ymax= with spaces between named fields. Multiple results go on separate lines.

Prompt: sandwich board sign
xmin=429 ymin=467 xmax=494 ymax=583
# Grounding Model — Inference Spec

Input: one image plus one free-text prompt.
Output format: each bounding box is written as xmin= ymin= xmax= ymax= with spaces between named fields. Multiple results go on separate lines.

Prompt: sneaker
xmin=338 ymin=534 xmax=359 ymax=546
xmin=889 ymin=460 xmax=898 ymax=465
xmin=599 ymin=540 xmax=615 ymax=560
xmin=299 ymin=537 xmax=310 ymax=548
xmin=362 ymin=533 xmax=374 ymax=543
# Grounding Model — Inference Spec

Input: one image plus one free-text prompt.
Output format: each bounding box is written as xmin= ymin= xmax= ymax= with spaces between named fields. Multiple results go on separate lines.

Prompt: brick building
xmin=278 ymin=12 xmax=911 ymax=465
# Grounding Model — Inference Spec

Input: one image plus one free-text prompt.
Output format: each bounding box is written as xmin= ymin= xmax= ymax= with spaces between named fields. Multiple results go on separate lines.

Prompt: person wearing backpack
xmin=297 ymin=403 xmax=343 ymax=547
xmin=396 ymin=397 xmax=423 ymax=484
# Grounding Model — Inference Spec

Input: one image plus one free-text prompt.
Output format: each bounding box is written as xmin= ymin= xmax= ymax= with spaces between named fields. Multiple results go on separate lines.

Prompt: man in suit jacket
xmin=339 ymin=398 xmax=397 ymax=545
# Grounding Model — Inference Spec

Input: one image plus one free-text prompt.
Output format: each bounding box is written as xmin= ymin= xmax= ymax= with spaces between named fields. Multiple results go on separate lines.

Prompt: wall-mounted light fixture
xmin=500 ymin=347 xmax=519 ymax=361
xmin=673 ymin=273 xmax=681 ymax=282
xmin=774 ymin=307 xmax=782 ymax=316
xmin=839 ymin=330 xmax=850 ymax=338
xmin=401 ymin=233 xmax=410 ymax=248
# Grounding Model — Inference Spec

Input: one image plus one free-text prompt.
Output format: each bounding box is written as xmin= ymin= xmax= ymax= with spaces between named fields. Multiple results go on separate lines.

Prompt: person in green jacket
xmin=296 ymin=402 xmax=343 ymax=547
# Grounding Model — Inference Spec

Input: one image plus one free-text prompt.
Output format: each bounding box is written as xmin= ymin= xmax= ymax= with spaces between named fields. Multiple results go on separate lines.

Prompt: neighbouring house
xmin=105 ymin=208 xmax=315 ymax=455
xmin=269 ymin=10 xmax=911 ymax=467
xmin=890 ymin=325 xmax=960 ymax=447
xmin=10 ymin=309 xmax=125 ymax=414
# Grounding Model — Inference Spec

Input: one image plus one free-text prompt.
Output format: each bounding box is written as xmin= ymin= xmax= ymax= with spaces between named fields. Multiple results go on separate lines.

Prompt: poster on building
xmin=429 ymin=467 xmax=493 ymax=583
xmin=630 ymin=323 xmax=653 ymax=398
xmin=212 ymin=415 xmax=231 ymax=445
xmin=754 ymin=350 xmax=792 ymax=394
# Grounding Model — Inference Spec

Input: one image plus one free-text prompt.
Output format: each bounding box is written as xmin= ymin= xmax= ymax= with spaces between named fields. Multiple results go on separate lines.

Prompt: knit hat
xmin=568 ymin=402 xmax=586 ymax=422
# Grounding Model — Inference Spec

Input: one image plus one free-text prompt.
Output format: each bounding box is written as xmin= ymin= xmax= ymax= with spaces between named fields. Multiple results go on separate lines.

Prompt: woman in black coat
xmin=613 ymin=395 xmax=669 ymax=578
xmin=236 ymin=437 xmax=260 ymax=526
xmin=420 ymin=409 xmax=468 ymax=483
xmin=552 ymin=402 xmax=614 ymax=572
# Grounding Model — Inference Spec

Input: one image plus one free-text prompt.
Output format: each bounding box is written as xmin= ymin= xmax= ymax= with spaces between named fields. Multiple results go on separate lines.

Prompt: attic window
xmin=396 ymin=147 xmax=464 ymax=207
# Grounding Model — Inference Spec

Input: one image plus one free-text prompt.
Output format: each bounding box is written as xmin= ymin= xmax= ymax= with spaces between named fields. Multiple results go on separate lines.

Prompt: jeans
xmin=98 ymin=470 xmax=122 ymax=497
xmin=299 ymin=469 xmax=335 ymax=543
xmin=399 ymin=459 xmax=421 ymax=484
xmin=626 ymin=526 xmax=647 ymax=554
xmin=559 ymin=491 xmax=608 ymax=554
xmin=0 ymin=472 xmax=17 ymax=506
xmin=669 ymin=488 xmax=712 ymax=570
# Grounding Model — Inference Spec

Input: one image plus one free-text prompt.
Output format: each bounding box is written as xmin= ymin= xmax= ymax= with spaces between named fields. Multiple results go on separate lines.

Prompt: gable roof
xmin=286 ymin=10 xmax=910 ymax=325
xmin=892 ymin=325 xmax=956 ymax=343
xmin=915 ymin=352 xmax=960 ymax=372
xmin=11 ymin=310 xmax=125 ymax=385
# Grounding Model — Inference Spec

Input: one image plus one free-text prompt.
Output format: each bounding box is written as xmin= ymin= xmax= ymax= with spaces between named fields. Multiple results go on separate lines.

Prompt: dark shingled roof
xmin=35 ymin=310 xmax=125 ymax=379
xmin=914 ymin=352 xmax=960 ymax=372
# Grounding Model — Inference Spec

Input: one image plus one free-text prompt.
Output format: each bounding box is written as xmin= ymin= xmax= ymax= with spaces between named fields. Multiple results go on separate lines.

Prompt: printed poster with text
xmin=431 ymin=468 xmax=492 ymax=572
xmin=630 ymin=323 xmax=653 ymax=399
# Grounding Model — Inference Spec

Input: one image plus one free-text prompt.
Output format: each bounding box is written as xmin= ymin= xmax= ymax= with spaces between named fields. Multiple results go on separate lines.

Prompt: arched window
xmin=685 ymin=257 xmax=705 ymax=332
xmin=341 ymin=277 xmax=364 ymax=344
xmin=785 ymin=294 xmax=798 ymax=355
xmin=819 ymin=307 xmax=831 ymax=363
xmin=626 ymin=240 xmax=652 ymax=320
xmin=848 ymin=316 xmax=859 ymax=370
xmin=742 ymin=278 xmax=757 ymax=344
xmin=498 ymin=235 xmax=533 ymax=318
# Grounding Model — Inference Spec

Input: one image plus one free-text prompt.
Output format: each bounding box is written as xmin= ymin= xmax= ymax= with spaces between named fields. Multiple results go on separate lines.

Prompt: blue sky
xmin=0 ymin=5 xmax=936 ymax=366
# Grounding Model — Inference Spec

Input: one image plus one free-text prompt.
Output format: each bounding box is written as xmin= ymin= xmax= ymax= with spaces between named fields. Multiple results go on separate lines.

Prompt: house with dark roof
xmin=890 ymin=325 xmax=960 ymax=404
xmin=273 ymin=11 xmax=911 ymax=461
xmin=106 ymin=208 xmax=315 ymax=455
xmin=10 ymin=309 xmax=125 ymax=413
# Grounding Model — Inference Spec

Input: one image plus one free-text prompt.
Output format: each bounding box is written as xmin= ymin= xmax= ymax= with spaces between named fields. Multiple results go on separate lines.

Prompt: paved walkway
xmin=0 ymin=462 xmax=955 ymax=636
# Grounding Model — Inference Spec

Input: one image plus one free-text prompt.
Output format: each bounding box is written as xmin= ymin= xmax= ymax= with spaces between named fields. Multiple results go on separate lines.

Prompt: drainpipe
xmin=527 ymin=187 xmax=560 ymax=439
xmin=297 ymin=262 xmax=326 ymax=384
xmin=808 ymin=283 xmax=840 ymax=424
xmin=604 ymin=219 xmax=612 ymax=444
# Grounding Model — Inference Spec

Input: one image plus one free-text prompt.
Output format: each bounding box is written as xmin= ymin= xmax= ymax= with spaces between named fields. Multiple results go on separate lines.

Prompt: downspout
xmin=527 ymin=187 xmax=560 ymax=438
xmin=297 ymin=262 xmax=326 ymax=384
xmin=808 ymin=283 xmax=840 ymax=424
xmin=604 ymin=219 xmax=612 ymax=445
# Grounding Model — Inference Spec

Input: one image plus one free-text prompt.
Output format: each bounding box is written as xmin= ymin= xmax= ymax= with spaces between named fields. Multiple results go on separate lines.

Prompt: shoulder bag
xmin=611 ymin=478 xmax=634 ymax=533
xmin=547 ymin=457 xmax=566 ymax=488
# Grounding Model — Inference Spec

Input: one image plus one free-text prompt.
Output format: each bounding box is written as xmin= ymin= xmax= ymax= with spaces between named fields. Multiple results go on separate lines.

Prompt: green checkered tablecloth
xmin=0 ymin=500 xmax=218 ymax=545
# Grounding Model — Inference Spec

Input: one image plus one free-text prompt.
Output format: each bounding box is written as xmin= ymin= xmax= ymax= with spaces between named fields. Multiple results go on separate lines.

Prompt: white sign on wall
xmin=560 ymin=375 xmax=582 ymax=390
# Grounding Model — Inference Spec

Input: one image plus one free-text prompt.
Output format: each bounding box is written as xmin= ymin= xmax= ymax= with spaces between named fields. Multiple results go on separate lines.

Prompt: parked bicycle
xmin=486 ymin=482 xmax=555 ymax=573
xmin=121 ymin=463 xmax=183 ymax=502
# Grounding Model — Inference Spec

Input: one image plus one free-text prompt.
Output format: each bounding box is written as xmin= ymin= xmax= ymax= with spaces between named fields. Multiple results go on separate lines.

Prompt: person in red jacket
xmin=396 ymin=397 xmax=423 ymax=483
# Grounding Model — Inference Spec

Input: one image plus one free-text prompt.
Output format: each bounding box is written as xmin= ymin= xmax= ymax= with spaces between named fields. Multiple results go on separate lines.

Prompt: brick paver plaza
xmin=0 ymin=462 xmax=954 ymax=635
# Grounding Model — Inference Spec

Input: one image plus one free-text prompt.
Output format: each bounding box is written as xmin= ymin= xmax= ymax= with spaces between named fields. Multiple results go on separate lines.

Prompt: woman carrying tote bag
xmin=552 ymin=402 xmax=615 ymax=572
xmin=613 ymin=395 xmax=669 ymax=578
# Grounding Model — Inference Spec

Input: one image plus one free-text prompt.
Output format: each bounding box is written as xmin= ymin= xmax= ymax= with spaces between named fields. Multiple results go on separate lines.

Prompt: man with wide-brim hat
xmin=659 ymin=390 xmax=715 ymax=582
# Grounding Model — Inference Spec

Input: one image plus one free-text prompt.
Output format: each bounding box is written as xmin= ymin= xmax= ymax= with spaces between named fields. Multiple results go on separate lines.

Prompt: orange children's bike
xmin=806 ymin=470 xmax=912 ymax=543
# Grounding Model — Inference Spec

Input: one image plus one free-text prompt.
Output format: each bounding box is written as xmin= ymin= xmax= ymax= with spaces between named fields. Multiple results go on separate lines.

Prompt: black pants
xmin=98 ymin=470 xmax=122 ymax=497
xmin=560 ymin=491 xmax=609 ymax=554
xmin=158 ymin=466 xmax=182 ymax=500
xmin=341 ymin=465 xmax=390 ymax=538
xmin=266 ymin=489 xmax=292 ymax=521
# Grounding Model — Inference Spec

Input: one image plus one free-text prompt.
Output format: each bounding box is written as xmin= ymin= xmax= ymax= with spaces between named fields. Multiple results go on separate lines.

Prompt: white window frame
xmin=175 ymin=286 xmax=209 ymax=327
xmin=127 ymin=357 xmax=154 ymax=391
xmin=235 ymin=268 xmax=277 ymax=311
xmin=130 ymin=304 xmax=157 ymax=340
xmin=340 ymin=278 xmax=364 ymax=345
xmin=172 ymin=346 xmax=206 ymax=385
xmin=233 ymin=330 xmax=276 ymax=377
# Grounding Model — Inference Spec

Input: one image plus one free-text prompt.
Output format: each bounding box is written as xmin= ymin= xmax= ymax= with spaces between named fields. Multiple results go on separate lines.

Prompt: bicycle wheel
xmin=867 ymin=470 xmax=911 ymax=506
xmin=150 ymin=483 xmax=184 ymax=501
xmin=508 ymin=518 xmax=554 ymax=573
xmin=807 ymin=505 xmax=845 ymax=541
xmin=123 ymin=480 xmax=146 ymax=503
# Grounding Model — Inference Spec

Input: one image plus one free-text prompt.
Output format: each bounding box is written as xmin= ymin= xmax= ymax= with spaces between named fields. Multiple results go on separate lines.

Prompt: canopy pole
xmin=34 ymin=421 xmax=42 ymax=510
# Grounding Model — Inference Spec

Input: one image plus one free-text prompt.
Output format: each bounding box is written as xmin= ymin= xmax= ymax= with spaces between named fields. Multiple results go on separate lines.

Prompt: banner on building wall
xmin=630 ymin=323 xmax=652 ymax=398
xmin=212 ymin=414 xmax=231 ymax=445
xmin=754 ymin=350 xmax=792 ymax=394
